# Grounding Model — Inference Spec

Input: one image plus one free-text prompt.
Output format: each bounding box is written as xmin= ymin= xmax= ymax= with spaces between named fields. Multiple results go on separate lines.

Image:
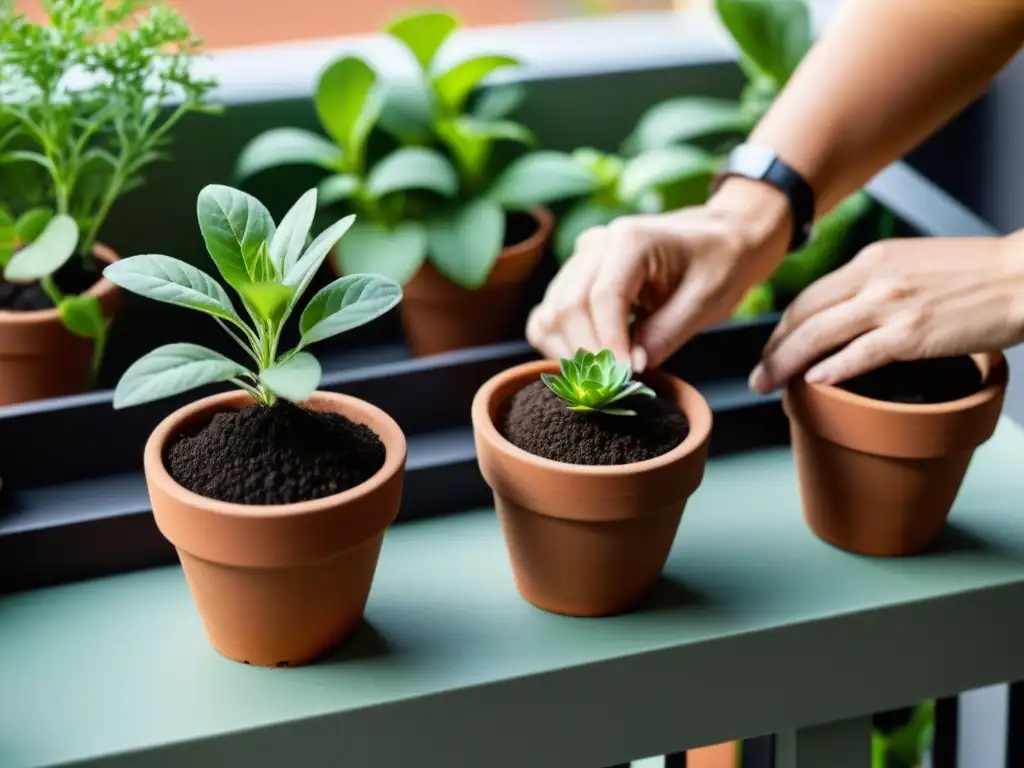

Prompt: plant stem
xmin=214 ymin=317 xmax=261 ymax=364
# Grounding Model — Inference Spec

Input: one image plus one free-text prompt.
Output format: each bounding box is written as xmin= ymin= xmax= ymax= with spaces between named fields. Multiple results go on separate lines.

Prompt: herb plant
xmin=0 ymin=0 xmax=216 ymax=377
xmin=104 ymin=185 xmax=401 ymax=409
xmin=235 ymin=9 xmax=539 ymax=292
xmin=542 ymin=349 xmax=655 ymax=417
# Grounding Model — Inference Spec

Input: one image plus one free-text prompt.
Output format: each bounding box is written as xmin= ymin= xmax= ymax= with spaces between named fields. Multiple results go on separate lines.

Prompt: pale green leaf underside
xmin=426 ymin=196 xmax=504 ymax=290
xmin=617 ymin=146 xmax=717 ymax=204
xmin=197 ymin=184 xmax=276 ymax=288
xmin=334 ymin=221 xmax=427 ymax=286
xmin=269 ymin=188 xmax=317 ymax=275
xmin=317 ymin=174 xmax=360 ymax=207
xmin=366 ymin=146 xmax=459 ymax=200
xmin=490 ymin=151 xmax=598 ymax=209
xmin=113 ymin=343 xmax=248 ymax=409
xmin=103 ymin=254 xmax=243 ymax=325
xmin=299 ymin=274 xmax=403 ymax=347
xmin=625 ymin=97 xmax=750 ymax=154
xmin=234 ymin=128 xmax=342 ymax=180
xmin=283 ymin=215 xmax=356 ymax=310
xmin=4 ymin=214 xmax=79 ymax=282
xmin=260 ymin=351 xmax=322 ymax=403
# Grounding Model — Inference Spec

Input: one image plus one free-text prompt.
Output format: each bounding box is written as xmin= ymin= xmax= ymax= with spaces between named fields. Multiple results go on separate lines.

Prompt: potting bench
xmin=3 ymin=418 xmax=1024 ymax=768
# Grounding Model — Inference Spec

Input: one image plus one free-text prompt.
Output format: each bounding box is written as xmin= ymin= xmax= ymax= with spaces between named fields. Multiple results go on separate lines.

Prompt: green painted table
xmin=4 ymin=419 xmax=1024 ymax=768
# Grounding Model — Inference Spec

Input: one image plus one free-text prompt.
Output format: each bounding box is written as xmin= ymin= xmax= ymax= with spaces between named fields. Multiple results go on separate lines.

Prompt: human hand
xmin=749 ymin=233 xmax=1024 ymax=393
xmin=526 ymin=178 xmax=792 ymax=371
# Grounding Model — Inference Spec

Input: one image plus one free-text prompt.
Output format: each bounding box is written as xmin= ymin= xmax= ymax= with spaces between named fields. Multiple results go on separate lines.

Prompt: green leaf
xmin=269 ymin=188 xmax=317 ymax=275
xmin=625 ymin=97 xmax=750 ymax=154
xmin=317 ymin=174 xmax=360 ymax=207
xmin=260 ymin=351 xmax=321 ymax=403
xmin=237 ymin=281 xmax=296 ymax=325
xmin=314 ymin=57 xmax=379 ymax=165
xmin=555 ymin=200 xmax=629 ymax=263
xmin=58 ymin=294 xmax=105 ymax=340
xmin=436 ymin=117 xmax=535 ymax=181
xmin=426 ymin=197 xmax=504 ymax=290
xmin=197 ymin=184 xmax=276 ymax=288
xmin=0 ymin=206 xmax=13 ymax=270
xmin=366 ymin=147 xmax=459 ymax=200
xmin=473 ymin=83 xmax=525 ymax=120
xmin=283 ymin=215 xmax=357 ymax=306
xmin=103 ymin=254 xmax=243 ymax=325
xmin=299 ymin=274 xmax=403 ymax=347
xmin=715 ymin=0 xmax=812 ymax=86
xmin=433 ymin=54 xmax=520 ymax=112
xmin=733 ymin=282 xmax=774 ymax=318
xmin=387 ymin=10 xmax=458 ymax=70
xmin=113 ymin=343 xmax=249 ymax=409
xmin=4 ymin=214 xmax=79 ymax=283
xmin=618 ymin=146 xmax=717 ymax=205
xmin=234 ymin=128 xmax=343 ymax=180
xmin=378 ymin=80 xmax=436 ymax=144
xmin=334 ymin=220 xmax=427 ymax=286
xmin=14 ymin=206 xmax=55 ymax=243
xmin=490 ymin=151 xmax=598 ymax=208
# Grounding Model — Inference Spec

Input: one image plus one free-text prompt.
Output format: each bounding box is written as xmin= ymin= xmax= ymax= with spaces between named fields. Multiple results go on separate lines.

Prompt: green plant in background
xmin=104 ymin=185 xmax=401 ymax=409
xmin=235 ymin=9 xmax=539 ymax=291
xmin=872 ymin=701 xmax=935 ymax=767
xmin=0 ymin=0 xmax=216 ymax=380
xmin=542 ymin=348 xmax=656 ymax=416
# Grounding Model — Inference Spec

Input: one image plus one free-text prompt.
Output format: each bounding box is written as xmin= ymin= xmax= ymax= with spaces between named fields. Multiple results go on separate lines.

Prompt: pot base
xmin=179 ymin=532 xmax=385 ymax=667
xmin=496 ymin=499 xmax=684 ymax=617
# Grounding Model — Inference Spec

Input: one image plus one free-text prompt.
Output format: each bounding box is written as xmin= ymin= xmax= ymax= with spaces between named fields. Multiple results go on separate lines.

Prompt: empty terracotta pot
xmin=144 ymin=390 xmax=406 ymax=666
xmin=400 ymin=207 xmax=552 ymax=357
xmin=472 ymin=360 xmax=713 ymax=617
xmin=784 ymin=352 xmax=1008 ymax=557
xmin=0 ymin=245 xmax=121 ymax=406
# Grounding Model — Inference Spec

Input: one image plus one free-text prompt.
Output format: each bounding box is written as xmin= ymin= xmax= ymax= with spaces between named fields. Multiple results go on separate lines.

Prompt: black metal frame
xmin=1007 ymin=682 xmax=1024 ymax=768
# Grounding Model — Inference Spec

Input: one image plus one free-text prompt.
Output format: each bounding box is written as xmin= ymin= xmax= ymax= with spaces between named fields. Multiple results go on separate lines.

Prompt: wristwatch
xmin=710 ymin=144 xmax=816 ymax=252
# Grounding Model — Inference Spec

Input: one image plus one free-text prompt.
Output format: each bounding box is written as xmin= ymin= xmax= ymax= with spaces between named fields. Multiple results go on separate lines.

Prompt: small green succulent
xmin=541 ymin=348 xmax=656 ymax=416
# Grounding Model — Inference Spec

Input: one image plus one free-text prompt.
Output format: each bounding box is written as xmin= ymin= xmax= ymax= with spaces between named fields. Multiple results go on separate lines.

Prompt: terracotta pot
xmin=784 ymin=352 xmax=1008 ymax=557
xmin=144 ymin=390 xmax=407 ymax=666
xmin=472 ymin=360 xmax=713 ymax=617
xmin=400 ymin=207 xmax=552 ymax=357
xmin=0 ymin=245 xmax=121 ymax=406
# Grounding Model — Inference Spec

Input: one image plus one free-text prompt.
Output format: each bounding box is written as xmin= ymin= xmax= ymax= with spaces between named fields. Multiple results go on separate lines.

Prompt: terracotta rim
xmin=0 ymin=243 xmax=120 ymax=325
xmin=789 ymin=352 xmax=1008 ymax=415
xmin=143 ymin=390 xmax=407 ymax=519
xmin=472 ymin=359 xmax=713 ymax=477
xmin=503 ymin=206 xmax=554 ymax=261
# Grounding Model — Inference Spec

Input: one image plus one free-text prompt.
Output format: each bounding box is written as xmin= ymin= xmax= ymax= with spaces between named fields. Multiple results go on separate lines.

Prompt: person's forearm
xmin=749 ymin=0 xmax=1024 ymax=216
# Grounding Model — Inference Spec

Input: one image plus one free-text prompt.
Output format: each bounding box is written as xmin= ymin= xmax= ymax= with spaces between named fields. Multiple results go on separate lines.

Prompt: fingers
xmin=749 ymin=297 xmax=875 ymax=393
xmin=632 ymin=277 xmax=725 ymax=370
xmin=803 ymin=325 xmax=907 ymax=385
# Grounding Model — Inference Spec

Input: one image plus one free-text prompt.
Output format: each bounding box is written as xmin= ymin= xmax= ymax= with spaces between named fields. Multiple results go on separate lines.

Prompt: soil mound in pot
xmin=166 ymin=401 xmax=385 ymax=505
xmin=501 ymin=380 xmax=689 ymax=465
xmin=839 ymin=355 xmax=983 ymax=404
xmin=0 ymin=256 xmax=102 ymax=311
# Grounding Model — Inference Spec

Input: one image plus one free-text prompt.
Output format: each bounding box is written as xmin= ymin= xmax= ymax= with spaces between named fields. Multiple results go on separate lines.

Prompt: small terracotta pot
xmin=472 ymin=360 xmax=713 ymax=617
xmin=784 ymin=352 xmax=1008 ymax=557
xmin=400 ymin=207 xmax=552 ymax=357
xmin=144 ymin=390 xmax=407 ymax=666
xmin=0 ymin=245 xmax=121 ymax=406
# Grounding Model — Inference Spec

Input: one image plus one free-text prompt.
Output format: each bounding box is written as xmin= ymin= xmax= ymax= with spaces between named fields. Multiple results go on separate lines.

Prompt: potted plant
xmin=0 ymin=0 xmax=216 ymax=405
xmin=235 ymin=9 xmax=553 ymax=358
xmin=104 ymin=184 xmax=405 ymax=666
xmin=784 ymin=353 xmax=1008 ymax=556
xmin=471 ymin=349 xmax=712 ymax=616
xmin=493 ymin=0 xmax=874 ymax=321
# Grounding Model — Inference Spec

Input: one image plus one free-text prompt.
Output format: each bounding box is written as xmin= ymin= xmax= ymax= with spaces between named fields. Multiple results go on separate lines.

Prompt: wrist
xmin=706 ymin=176 xmax=793 ymax=261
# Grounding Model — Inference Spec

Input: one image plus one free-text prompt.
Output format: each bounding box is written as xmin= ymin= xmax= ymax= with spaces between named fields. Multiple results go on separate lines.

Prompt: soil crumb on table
xmin=167 ymin=401 xmax=385 ymax=505
xmin=501 ymin=380 xmax=689 ymax=466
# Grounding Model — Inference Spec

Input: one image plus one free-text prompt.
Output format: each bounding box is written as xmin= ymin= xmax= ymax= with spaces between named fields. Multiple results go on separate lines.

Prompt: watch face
xmin=733 ymin=145 xmax=776 ymax=178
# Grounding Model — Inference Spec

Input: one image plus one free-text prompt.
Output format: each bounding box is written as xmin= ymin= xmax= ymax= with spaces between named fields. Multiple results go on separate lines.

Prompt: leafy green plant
xmin=103 ymin=185 xmax=401 ymax=409
xmin=235 ymin=9 xmax=539 ymax=292
xmin=873 ymin=701 xmax=935 ymax=768
xmin=0 ymin=0 xmax=217 ymax=379
xmin=542 ymin=348 xmax=655 ymax=416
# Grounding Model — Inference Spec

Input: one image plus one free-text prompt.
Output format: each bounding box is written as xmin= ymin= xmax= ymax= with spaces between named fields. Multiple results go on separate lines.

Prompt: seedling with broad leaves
xmin=0 ymin=1 xmax=216 ymax=380
xmin=104 ymin=185 xmax=401 ymax=409
xmin=234 ymin=9 xmax=538 ymax=292
xmin=542 ymin=349 xmax=656 ymax=417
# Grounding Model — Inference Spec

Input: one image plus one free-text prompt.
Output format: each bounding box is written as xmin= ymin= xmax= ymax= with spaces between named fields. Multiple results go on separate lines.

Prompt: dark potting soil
xmin=166 ymin=401 xmax=386 ymax=505
xmin=0 ymin=254 xmax=102 ymax=311
xmin=839 ymin=356 xmax=983 ymax=404
xmin=505 ymin=210 xmax=538 ymax=247
xmin=501 ymin=380 xmax=689 ymax=466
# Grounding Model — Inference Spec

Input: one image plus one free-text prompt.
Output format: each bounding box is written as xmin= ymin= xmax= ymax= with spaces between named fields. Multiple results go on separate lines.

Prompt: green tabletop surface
xmin=4 ymin=419 xmax=1024 ymax=768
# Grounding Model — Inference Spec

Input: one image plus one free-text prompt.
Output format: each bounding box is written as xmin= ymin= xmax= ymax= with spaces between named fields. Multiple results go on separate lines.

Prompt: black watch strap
xmin=710 ymin=144 xmax=815 ymax=252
